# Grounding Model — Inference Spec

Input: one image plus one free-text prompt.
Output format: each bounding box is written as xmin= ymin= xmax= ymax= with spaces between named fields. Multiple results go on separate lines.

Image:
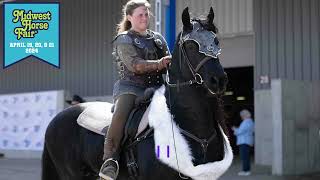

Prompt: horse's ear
xmin=207 ymin=7 xmax=214 ymax=24
xmin=182 ymin=7 xmax=192 ymax=31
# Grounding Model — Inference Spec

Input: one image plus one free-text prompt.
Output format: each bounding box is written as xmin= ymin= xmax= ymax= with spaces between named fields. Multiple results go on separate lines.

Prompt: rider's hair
xmin=117 ymin=0 xmax=151 ymax=34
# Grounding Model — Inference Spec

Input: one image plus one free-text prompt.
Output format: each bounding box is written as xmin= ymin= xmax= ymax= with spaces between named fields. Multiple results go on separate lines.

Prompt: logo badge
xmin=3 ymin=3 xmax=60 ymax=68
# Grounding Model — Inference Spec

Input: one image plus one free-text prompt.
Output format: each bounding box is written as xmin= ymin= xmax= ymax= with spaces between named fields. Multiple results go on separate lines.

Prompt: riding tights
xmin=103 ymin=94 xmax=137 ymax=161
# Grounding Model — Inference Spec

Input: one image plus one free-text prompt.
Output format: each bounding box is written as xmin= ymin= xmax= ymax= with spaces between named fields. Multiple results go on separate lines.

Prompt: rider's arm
xmin=116 ymin=43 xmax=168 ymax=74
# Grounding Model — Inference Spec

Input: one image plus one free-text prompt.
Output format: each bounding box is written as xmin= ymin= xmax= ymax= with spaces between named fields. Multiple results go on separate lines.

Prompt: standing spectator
xmin=66 ymin=94 xmax=85 ymax=105
xmin=232 ymin=109 xmax=254 ymax=176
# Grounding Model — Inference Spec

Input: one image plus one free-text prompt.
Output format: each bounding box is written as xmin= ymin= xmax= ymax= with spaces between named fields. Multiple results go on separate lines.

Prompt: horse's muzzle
xmin=205 ymin=73 xmax=228 ymax=96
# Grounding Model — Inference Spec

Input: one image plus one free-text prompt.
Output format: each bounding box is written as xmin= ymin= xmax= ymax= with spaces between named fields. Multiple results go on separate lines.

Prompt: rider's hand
xmin=158 ymin=56 xmax=172 ymax=70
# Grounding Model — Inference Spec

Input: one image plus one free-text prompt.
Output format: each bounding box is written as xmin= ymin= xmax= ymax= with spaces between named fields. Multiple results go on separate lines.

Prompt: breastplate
xmin=114 ymin=30 xmax=165 ymax=87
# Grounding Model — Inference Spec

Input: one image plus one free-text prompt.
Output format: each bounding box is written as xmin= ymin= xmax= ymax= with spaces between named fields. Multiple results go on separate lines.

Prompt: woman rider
xmin=99 ymin=1 xmax=171 ymax=179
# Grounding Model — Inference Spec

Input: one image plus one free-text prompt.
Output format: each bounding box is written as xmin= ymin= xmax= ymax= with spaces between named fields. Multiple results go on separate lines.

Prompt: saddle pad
xmin=148 ymin=85 xmax=233 ymax=180
xmin=77 ymin=102 xmax=150 ymax=137
xmin=77 ymin=102 xmax=113 ymax=136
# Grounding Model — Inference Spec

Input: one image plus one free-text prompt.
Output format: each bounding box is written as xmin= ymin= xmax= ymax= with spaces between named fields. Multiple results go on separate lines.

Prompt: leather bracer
xmin=131 ymin=59 xmax=163 ymax=74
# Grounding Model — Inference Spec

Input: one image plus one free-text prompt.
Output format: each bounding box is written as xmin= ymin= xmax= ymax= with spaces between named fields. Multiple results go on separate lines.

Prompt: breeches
xmin=103 ymin=94 xmax=137 ymax=160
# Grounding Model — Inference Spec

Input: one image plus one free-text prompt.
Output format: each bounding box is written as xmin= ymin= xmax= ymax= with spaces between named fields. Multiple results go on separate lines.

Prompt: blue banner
xmin=3 ymin=3 xmax=60 ymax=68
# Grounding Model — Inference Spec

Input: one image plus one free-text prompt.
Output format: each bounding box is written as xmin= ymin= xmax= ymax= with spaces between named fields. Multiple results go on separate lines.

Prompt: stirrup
xmin=99 ymin=158 xmax=119 ymax=180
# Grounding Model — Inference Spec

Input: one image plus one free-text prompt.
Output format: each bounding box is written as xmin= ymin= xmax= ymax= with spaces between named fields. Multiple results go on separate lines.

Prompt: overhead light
xmin=224 ymin=91 xmax=233 ymax=96
xmin=236 ymin=96 xmax=246 ymax=101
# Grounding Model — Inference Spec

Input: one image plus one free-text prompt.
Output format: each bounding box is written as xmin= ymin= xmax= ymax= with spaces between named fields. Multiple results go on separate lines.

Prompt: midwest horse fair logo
xmin=13 ymin=10 xmax=51 ymax=40
xmin=3 ymin=3 xmax=59 ymax=68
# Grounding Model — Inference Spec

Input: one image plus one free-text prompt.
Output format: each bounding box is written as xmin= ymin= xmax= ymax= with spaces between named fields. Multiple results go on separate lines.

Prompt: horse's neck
xmin=165 ymin=87 xmax=217 ymax=139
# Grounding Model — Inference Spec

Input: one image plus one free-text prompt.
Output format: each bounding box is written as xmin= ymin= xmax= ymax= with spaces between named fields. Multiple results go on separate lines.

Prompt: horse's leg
xmin=41 ymin=142 xmax=60 ymax=180
xmin=80 ymin=128 xmax=105 ymax=178
xmin=44 ymin=138 xmax=85 ymax=180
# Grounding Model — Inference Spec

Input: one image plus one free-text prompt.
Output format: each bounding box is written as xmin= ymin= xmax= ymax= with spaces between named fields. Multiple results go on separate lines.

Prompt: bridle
xmin=166 ymin=29 xmax=220 ymax=166
xmin=166 ymin=31 xmax=218 ymax=95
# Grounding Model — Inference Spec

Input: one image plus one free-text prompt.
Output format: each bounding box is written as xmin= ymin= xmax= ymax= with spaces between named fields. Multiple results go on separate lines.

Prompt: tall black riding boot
xmin=99 ymin=94 xmax=136 ymax=180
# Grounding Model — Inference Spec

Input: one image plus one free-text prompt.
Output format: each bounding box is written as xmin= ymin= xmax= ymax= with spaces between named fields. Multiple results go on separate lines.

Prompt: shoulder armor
xmin=153 ymin=31 xmax=166 ymax=50
xmin=113 ymin=31 xmax=133 ymax=45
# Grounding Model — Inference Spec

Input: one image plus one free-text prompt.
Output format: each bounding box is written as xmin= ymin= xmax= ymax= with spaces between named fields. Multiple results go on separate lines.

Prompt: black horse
xmin=42 ymin=7 xmax=232 ymax=180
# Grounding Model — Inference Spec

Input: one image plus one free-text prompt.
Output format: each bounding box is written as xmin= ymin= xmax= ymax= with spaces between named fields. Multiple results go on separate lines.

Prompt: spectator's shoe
xmin=99 ymin=158 xmax=119 ymax=180
xmin=238 ymin=171 xmax=251 ymax=176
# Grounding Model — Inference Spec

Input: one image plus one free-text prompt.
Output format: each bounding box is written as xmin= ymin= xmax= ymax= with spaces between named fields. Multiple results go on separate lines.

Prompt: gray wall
xmin=176 ymin=0 xmax=253 ymax=37
xmin=254 ymin=89 xmax=273 ymax=166
xmin=271 ymin=79 xmax=320 ymax=175
xmin=255 ymin=79 xmax=320 ymax=174
xmin=254 ymin=0 xmax=320 ymax=90
xmin=0 ymin=0 xmax=128 ymax=96
xmin=220 ymin=35 xmax=254 ymax=68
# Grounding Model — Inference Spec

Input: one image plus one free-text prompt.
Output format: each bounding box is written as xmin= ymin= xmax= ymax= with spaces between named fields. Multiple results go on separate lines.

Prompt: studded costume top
xmin=112 ymin=29 xmax=170 ymax=99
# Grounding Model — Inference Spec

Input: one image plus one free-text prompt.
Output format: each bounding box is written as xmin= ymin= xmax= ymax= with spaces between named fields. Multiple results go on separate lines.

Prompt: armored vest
xmin=113 ymin=30 xmax=167 ymax=87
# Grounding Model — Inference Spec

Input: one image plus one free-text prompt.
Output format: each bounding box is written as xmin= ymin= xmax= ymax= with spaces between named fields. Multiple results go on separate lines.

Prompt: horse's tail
xmin=41 ymin=142 xmax=59 ymax=180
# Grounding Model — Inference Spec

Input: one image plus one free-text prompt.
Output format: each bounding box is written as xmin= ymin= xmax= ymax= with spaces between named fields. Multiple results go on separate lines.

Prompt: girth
xmin=124 ymin=128 xmax=154 ymax=180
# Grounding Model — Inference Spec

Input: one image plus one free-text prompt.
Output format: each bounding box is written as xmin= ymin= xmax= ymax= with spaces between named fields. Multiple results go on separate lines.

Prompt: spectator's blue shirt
xmin=234 ymin=118 xmax=254 ymax=146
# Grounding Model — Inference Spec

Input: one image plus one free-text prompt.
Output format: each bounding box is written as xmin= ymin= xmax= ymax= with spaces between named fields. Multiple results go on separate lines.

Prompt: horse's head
xmin=168 ymin=7 xmax=227 ymax=96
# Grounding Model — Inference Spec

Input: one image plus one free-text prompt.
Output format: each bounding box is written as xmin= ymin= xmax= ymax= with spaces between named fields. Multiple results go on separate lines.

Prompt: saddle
xmin=121 ymin=98 xmax=154 ymax=179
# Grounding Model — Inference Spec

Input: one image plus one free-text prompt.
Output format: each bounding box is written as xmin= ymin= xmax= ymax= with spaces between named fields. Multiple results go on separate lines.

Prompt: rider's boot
xmin=99 ymin=159 xmax=119 ymax=180
xmin=99 ymin=144 xmax=120 ymax=180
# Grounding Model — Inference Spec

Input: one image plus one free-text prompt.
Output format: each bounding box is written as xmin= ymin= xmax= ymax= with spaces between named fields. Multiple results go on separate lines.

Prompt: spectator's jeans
xmin=239 ymin=144 xmax=251 ymax=172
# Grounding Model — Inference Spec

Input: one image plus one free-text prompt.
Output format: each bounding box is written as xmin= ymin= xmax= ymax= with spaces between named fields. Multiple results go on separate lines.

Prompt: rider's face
xmin=127 ymin=6 xmax=149 ymax=34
